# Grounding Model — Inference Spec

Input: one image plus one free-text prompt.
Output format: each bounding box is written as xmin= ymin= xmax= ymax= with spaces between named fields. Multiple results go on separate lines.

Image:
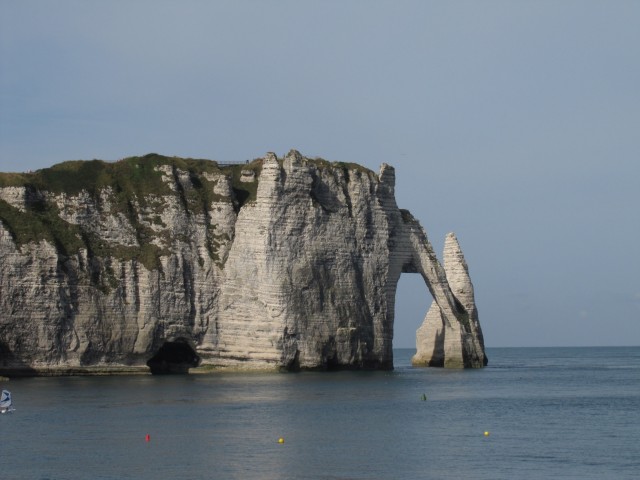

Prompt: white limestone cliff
xmin=0 ymin=151 xmax=486 ymax=375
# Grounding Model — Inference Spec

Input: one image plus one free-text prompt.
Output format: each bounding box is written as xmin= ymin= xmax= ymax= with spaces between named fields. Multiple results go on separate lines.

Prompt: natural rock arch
xmin=205 ymin=153 xmax=487 ymax=370
xmin=401 ymin=230 xmax=487 ymax=369
xmin=382 ymin=205 xmax=487 ymax=368
xmin=357 ymin=162 xmax=486 ymax=369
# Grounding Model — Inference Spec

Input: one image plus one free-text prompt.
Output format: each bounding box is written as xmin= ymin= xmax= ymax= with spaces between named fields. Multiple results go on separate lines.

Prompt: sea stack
xmin=413 ymin=233 xmax=487 ymax=368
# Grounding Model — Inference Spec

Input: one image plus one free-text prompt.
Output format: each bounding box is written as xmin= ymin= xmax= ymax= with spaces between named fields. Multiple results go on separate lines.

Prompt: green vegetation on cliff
xmin=225 ymin=161 xmax=262 ymax=208
xmin=0 ymin=198 xmax=83 ymax=256
xmin=0 ymin=154 xmax=222 ymax=197
xmin=0 ymin=154 xmax=263 ymax=277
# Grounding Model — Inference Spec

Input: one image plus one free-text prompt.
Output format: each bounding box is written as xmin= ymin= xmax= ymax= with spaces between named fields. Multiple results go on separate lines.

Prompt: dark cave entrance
xmin=146 ymin=339 xmax=201 ymax=375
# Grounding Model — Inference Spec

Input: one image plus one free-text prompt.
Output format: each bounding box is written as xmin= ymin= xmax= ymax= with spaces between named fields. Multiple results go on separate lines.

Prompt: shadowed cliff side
xmin=0 ymin=150 xmax=486 ymax=375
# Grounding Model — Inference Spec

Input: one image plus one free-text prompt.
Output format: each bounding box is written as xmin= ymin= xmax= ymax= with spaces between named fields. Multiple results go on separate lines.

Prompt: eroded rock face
xmin=0 ymin=151 xmax=486 ymax=374
xmin=412 ymin=233 xmax=487 ymax=368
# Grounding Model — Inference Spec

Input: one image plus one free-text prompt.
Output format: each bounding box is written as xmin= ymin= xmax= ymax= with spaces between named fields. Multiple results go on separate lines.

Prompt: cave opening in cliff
xmin=146 ymin=339 xmax=201 ymax=374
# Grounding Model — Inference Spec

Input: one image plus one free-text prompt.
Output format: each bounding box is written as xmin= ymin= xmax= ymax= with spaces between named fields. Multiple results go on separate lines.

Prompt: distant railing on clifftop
xmin=217 ymin=160 xmax=251 ymax=166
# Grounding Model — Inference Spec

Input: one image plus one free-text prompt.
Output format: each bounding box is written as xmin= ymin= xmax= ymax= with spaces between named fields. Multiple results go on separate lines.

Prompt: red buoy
xmin=145 ymin=434 xmax=151 ymax=442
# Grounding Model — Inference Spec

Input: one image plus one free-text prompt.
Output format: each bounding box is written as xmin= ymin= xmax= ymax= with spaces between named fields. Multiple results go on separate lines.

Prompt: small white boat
xmin=0 ymin=389 xmax=14 ymax=413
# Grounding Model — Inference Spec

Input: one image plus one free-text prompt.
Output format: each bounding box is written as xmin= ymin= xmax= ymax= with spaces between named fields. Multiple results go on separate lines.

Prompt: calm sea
xmin=1 ymin=347 xmax=639 ymax=480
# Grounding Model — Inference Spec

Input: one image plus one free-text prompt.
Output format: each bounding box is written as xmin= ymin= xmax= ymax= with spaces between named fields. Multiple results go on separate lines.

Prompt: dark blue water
xmin=1 ymin=347 xmax=639 ymax=479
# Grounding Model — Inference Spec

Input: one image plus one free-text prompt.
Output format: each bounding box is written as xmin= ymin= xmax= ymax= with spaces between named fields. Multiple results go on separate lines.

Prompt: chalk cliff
xmin=0 ymin=151 xmax=486 ymax=375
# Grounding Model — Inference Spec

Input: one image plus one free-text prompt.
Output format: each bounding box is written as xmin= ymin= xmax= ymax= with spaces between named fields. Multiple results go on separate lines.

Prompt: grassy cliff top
xmin=0 ymin=153 xmax=375 ymax=193
xmin=0 ymin=154 xmax=225 ymax=195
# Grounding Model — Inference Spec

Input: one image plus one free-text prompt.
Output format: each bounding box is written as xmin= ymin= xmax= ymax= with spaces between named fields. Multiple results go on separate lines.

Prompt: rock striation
xmin=0 ymin=151 xmax=486 ymax=375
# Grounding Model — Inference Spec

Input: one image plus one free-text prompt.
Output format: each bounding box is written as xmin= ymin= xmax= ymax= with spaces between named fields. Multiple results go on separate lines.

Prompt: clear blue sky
xmin=1 ymin=1 xmax=638 ymax=347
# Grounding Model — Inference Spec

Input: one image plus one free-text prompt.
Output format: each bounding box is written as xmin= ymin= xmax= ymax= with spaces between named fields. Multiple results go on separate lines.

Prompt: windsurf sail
xmin=0 ymin=390 xmax=12 ymax=409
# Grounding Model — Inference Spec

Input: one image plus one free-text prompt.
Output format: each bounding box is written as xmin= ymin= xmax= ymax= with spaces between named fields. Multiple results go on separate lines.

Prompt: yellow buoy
xmin=278 ymin=437 xmax=285 ymax=444
xmin=484 ymin=431 xmax=490 ymax=437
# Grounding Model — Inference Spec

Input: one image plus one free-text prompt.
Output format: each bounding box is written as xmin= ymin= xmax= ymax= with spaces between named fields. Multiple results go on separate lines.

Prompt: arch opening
xmin=393 ymin=274 xmax=432 ymax=352
xmin=146 ymin=339 xmax=201 ymax=375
